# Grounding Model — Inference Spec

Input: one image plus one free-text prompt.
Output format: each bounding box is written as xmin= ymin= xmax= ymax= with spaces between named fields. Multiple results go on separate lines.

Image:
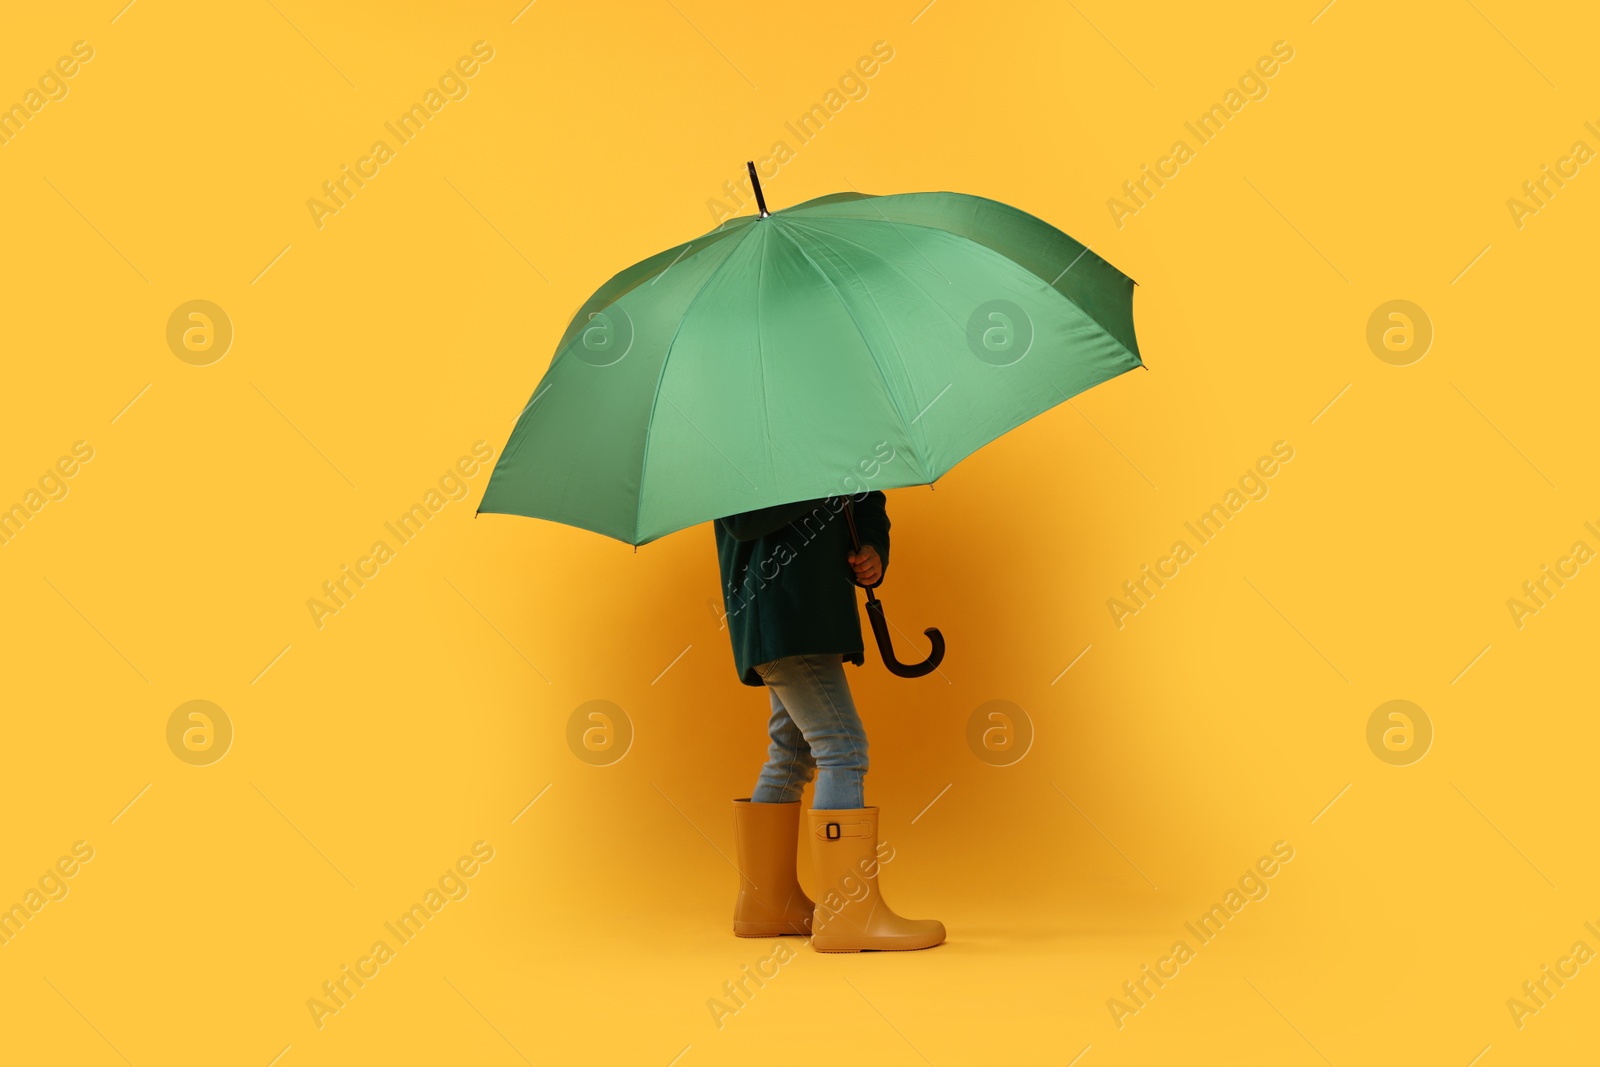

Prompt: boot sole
xmin=811 ymin=933 xmax=947 ymax=953
xmin=733 ymin=921 xmax=812 ymax=937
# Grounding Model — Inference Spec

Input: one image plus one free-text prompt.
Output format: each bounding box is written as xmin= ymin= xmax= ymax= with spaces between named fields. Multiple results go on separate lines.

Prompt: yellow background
xmin=3 ymin=0 xmax=1597 ymax=1063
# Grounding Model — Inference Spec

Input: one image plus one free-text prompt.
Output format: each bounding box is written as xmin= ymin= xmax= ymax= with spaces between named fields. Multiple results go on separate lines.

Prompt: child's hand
xmin=848 ymin=546 xmax=883 ymax=586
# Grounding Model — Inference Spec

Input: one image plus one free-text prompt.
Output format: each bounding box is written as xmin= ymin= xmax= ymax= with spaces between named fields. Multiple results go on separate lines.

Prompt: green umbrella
xmin=481 ymin=163 xmax=1143 ymax=675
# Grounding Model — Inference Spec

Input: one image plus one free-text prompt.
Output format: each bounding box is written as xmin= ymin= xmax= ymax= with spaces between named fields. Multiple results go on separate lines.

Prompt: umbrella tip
xmin=746 ymin=161 xmax=770 ymax=219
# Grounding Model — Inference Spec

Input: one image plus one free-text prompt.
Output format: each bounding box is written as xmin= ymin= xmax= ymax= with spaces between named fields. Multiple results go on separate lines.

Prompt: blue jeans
xmin=750 ymin=654 xmax=869 ymax=810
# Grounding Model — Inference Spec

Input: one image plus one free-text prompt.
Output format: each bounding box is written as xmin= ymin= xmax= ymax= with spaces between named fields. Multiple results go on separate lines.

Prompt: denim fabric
xmin=750 ymin=653 xmax=869 ymax=810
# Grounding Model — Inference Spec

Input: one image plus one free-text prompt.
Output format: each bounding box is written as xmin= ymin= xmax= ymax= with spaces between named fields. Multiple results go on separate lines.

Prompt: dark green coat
xmin=714 ymin=492 xmax=890 ymax=686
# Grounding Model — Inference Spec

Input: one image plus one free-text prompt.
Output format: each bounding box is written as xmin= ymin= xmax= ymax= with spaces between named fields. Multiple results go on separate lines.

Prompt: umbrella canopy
xmin=480 ymin=185 xmax=1142 ymax=545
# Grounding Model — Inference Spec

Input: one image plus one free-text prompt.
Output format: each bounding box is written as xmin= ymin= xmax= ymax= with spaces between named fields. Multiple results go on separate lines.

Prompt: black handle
xmin=842 ymin=499 xmax=945 ymax=679
xmin=865 ymin=599 xmax=945 ymax=678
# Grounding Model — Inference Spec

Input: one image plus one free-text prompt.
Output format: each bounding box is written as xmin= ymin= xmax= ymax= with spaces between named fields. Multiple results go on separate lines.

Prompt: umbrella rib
xmin=754 ymin=223 xmax=774 ymax=481
xmin=792 ymin=208 xmax=1143 ymax=367
xmin=783 ymin=218 xmax=966 ymax=337
xmin=549 ymin=224 xmax=751 ymax=359
xmin=661 ymin=394 xmax=759 ymax=489
xmin=769 ymin=222 xmax=930 ymax=483
xmin=631 ymin=227 xmax=759 ymax=541
xmin=793 ymin=223 xmax=945 ymax=457
xmin=789 ymin=213 xmax=1141 ymax=391
xmin=791 ymin=217 xmax=1144 ymax=492
xmin=836 ymin=181 xmax=952 ymax=285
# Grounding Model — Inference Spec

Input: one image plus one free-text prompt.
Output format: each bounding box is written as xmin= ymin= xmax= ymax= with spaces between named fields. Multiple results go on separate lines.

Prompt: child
xmin=716 ymin=491 xmax=944 ymax=952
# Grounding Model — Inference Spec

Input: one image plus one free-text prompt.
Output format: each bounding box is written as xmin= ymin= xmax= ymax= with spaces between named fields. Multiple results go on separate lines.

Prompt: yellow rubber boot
xmin=807 ymin=807 xmax=945 ymax=952
xmin=731 ymin=799 xmax=814 ymax=937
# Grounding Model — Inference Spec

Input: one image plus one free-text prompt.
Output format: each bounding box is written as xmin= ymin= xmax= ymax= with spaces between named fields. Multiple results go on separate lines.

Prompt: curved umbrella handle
xmin=843 ymin=498 xmax=946 ymax=679
xmin=864 ymin=598 xmax=945 ymax=678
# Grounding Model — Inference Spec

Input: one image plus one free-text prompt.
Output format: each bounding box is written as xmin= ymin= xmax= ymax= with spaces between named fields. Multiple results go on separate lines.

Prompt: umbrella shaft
xmin=842 ymin=499 xmax=879 ymax=604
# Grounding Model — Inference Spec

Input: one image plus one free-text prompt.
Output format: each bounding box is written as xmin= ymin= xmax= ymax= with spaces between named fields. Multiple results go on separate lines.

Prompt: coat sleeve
xmin=850 ymin=491 xmax=890 ymax=586
xmin=716 ymin=498 xmax=825 ymax=542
